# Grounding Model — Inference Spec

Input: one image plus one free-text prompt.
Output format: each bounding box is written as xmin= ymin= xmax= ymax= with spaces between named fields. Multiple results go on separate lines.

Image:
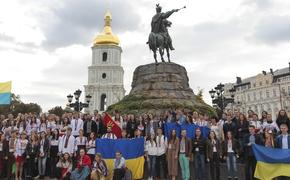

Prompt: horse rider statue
xmin=147 ymin=4 xmax=185 ymax=64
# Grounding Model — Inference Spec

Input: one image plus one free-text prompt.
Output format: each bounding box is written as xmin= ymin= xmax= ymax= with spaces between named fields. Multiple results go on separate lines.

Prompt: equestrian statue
xmin=147 ymin=4 xmax=186 ymax=63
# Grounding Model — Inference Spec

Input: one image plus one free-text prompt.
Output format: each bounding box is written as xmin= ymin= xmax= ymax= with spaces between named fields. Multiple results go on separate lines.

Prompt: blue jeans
xmin=226 ymin=152 xmax=237 ymax=178
xmin=71 ymin=166 xmax=90 ymax=180
xmin=147 ymin=155 xmax=156 ymax=177
xmin=38 ymin=156 xmax=47 ymax=176
xmin=194 ymin=153 xmax=207 ymax=180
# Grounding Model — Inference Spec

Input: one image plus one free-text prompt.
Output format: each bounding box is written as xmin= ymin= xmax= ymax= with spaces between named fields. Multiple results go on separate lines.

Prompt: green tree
xmin=48 ymin=106 xmax=65 ymax=117
xmin=0 ymin=94 xmax=42 ymax=116
xmin=196 ymin=88 xmax=204 ymax=103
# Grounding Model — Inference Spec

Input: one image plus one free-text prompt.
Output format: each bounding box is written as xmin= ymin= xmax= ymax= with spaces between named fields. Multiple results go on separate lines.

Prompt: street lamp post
xmin=209 ymin=83 xmax=236 ymax=115
xmin=67 ymin=89 xmax=92 ymax=112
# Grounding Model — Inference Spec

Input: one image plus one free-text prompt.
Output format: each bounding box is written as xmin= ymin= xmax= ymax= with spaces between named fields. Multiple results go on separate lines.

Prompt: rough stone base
xmin=108 ymin=62 xmax=215 ymax=116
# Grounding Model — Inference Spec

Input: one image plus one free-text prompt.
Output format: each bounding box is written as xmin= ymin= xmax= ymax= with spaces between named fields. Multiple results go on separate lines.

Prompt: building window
xmin=102 ymin=73 xmax=106 ymax=79
xmin=253 ymin=83 xmax=256 ymax=87
xmin=247 ymin=94 xmax=251 ymax=102
xmin=259 ymin=91 xmax=263 ymax=100
xmin=100 ymin=94 xmax=107 ymax=111
xmin=282 ymin=87 xmax=286 ymax=96
xmin=273 ymin=89 xmax=277 ymax=97
xmin=253 ymin=92 xmax=256 ymax=101
xmin=102 ymin=52 xmax=108 ymax=62
xmin=266 ymin=80 xmax=269 ymax=85
xmin=259 ymin=81 xmax=262 ymax=86
xmin=266 ymin=90 xmax=270 ymax=98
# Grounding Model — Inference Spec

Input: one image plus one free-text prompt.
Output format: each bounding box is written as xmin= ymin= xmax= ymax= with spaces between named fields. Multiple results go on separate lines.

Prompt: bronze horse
xmin=148 ymin=32 xmax=170 ymax=64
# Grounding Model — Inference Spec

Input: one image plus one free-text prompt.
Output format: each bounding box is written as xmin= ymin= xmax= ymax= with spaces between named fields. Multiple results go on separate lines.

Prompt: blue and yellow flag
xmin=0 ymin=81 xmax=12 ymax=105
xmin=252 ymin=144 xmax=290 ymax=180
xmin=164 ymin=122 xmax=211 ymax=139
xmin=96 ymin=137 xmax=145 ymax=179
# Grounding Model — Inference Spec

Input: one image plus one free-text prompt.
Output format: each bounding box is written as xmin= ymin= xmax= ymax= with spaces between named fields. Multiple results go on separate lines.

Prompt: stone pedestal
xmin=130 ymin=62 xmax=194 ymax=100
xmin=107 ymin=62 xmax=215 ymax=115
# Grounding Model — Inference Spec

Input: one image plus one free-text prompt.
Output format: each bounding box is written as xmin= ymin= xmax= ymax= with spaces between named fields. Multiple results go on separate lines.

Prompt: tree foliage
xmin=0 ymin=94 xmax=42 ymax=116
xmin=48 ymin=106 xmax=65 ymax=117
xmin=195 ymin=88 xmax=204 ymax=103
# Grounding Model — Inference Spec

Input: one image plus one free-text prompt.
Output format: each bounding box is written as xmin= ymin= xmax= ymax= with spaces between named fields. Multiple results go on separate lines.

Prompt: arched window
xmin=102 ymin=73 xmax=106 ymax=79
xmin=102 ymin=52 xmax=107 ymax=62
xmin=100 ymin=94 xmax=107 ymax=111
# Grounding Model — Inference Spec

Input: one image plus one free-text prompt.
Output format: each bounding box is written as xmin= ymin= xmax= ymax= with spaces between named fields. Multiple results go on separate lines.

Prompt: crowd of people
xmin=0 ymin=108 xmax=289 ymax=180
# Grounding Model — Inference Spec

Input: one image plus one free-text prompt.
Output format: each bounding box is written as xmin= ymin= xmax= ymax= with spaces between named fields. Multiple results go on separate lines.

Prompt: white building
xmin=224 ymin=63 xmax=290 ymax=118
xmin=84 ymin=11 xmax=125 ymax=113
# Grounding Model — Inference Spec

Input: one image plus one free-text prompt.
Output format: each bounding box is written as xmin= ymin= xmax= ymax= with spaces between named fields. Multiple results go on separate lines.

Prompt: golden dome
xmin=93 ymin=11 xmax=120 ymax=46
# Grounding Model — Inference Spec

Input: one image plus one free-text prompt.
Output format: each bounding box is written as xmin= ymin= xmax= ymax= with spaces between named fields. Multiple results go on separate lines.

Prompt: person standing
xmin=275 ymin=123 xmax=290 ymax=180
xmin=15 ymin=131 xmax=28 ymax=180
xmin=126 ymin=114 xmax=137 ymax=138
xmin=236 ymin=113 xmax=249 ymax=161
xmin=156 ymin=128 xmax=168 ymax=179
xmin=249 ymin=114 xmax=262 ymax=133
xmin=59 ymin=127 xmax=75 ymax=157
xmin=207 ymin=131 xmax=222 ymax=180
xmin=0 ymin=131 xmax=9 ymax=178
xmin=50 ymin=129 xmax=60 ymax=178
xmin=276 ymin=110 xmax=290 ymax=131
xmin=25 ymin=134 xmax=39 ymax=179
xmin=192 ymin=128 xmax=208 ymax=180
xmin=179 ymin=129 xmax=192 ymax=180
xmin=74 ymin=129 xmax=87 ymax=155
xmin=167 ymin=129 xmax=179 ymax=180
xmin=222 ymin=131 xmax=240 ymax=180
xmin=83 ymin=115 xmax=97 ymax=137
xmin=86 ymin=132 xmax=96 ymax=162
xmin=176 ymin=110 xmax=187 ymax=125
xmin=210 ymin=117 xmax=223 ymax=141
xmin=244 ymin=125 xmax=262 ymax=180
xmin=7 ymin=130 xmax=17 ymax=179
xmin=38 ymin=131 xmax=49 ymax=179
xmin=71 ymin=113 xmax=84 ymax=137
xmin=145 ymin=133 xmax=157 ymax=180
xmin=262 ymin=114 xmax=280 ymax=135
xmin=223 ymin=114 xmax=237 ymax=139
xmin=145 ymin=114 xmax=158 ymax=137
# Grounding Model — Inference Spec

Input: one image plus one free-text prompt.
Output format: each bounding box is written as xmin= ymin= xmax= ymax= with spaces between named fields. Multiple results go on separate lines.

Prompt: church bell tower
xmin=84 ymin=11 xmax=125 ymax=113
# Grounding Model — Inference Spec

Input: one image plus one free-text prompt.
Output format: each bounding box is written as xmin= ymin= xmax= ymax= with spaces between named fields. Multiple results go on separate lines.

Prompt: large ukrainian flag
xmin=96 ymin=137 xmax=145 ymax=179
xmin=252 ymin=144 xmax=290 ymax=180
xmin=0 ymin=81 xmax=12 ymax=105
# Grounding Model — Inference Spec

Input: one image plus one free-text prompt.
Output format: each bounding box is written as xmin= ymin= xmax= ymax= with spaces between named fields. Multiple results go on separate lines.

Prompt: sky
xmin=1 ymin=0 xmax=290 ymax=111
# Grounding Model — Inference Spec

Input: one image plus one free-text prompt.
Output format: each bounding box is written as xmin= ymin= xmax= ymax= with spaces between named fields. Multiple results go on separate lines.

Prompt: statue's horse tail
xmin=148 ymin=32 xmax=157 ymax=51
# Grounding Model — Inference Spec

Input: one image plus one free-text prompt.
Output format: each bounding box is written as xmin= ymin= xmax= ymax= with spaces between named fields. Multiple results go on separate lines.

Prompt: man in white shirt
xmin=101 ymin=126 xmax=117 ymax=139
xmin=58 ymin=127 xmax=75 ymax=156
xmin=70 ymin=113 xmax=84 ymax=137
xmin=156 ymin=128 xmax=168 ymax=179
